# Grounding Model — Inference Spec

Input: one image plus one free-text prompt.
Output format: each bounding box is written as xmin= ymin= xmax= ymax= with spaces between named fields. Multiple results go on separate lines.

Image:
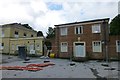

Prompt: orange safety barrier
xmin=0 ymin=62 xmax=55 ymax=71
xmin=26 ymin=62 xmax=55 ymax=67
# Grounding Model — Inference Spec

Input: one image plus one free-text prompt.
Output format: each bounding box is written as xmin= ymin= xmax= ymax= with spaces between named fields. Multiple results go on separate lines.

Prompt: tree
xmin=37 ymin=31 xmax=43 ymax=37
xmin=44 ymin=41 xmax=52 ymax=50
xmin=46 ymin=27 xmax=55 ymax=39
xmin=110 ymin=14 xmax=120 ymax=35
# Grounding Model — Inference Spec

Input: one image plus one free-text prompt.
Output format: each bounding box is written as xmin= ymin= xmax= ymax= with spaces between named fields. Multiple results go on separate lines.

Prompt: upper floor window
xmin=0 ymin=43 xmax=4 ymax=50
xmin=75 ymin=26 xmax=83 ymax=34
xmin=60 ymin=27 xmax=67 ymax=36
xmin=92 ymin=24 xmax=101 ymax=33
xmin=2 ymin=30 xmax=4 ymax=37
xmin=116 ymin=40 xmax=120 ymax=52
xmin=23 ymin=33 xmax=27 ymax=37
xmin=92 ymin=41 xmax=102 ymax=52
xmin=14 ymin=31 xmax=19 ymax=38
xmin=31 ymin=34 xmax=33 ymax=37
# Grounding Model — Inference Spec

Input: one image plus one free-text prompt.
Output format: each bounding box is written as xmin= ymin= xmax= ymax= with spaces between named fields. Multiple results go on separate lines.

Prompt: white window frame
xmin=116 ymin=40 xmax=120 ymax=52
xmin=60 ymin=42 xmax=68 ymax=52
xmin=60 ymin=27 xmax=67 ymax=36
xmin=92 ymin=41 xmax=102 ymax=52
xmin=75 ymin=26 xmax=83 ymax=34
xmin=92 ymin=24 xmax=101 ymax=33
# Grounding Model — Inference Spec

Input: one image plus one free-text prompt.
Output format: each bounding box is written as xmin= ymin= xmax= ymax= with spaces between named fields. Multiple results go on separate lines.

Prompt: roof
xmin=54 ymin=18 xmax=110 ymax=26
xmin=1 ymin=23 xmax=37 ymax=32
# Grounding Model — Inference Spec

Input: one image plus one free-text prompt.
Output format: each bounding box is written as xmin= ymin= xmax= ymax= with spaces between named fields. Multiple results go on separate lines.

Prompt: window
xmin=30 ymin=44 xmax=34 ymax=50
xmin=92 ymin=41 xmax=102 ymax=52
xmin=0 ymin=43 xmax=2 ymax=49
xmin=0 ymin=43 xmax=4 ymax=50
xmin=116 ymin=40 xmax=120 ymax=52
xmin=36 ymin=44 xmax=40 ymax=50
xmin=12 ymin=44 xmax=14 ymax=50
xmin=60 ymin=27 xmax=67 ymax=36
xmin=60 ymin=42 xmax=68 ymax=52
xmin=2 ymin=30 xmax=4 ymax=37
xmin=92 ymin=24 xmax=101 ymax=33
xmin=15 ymin=31 xmax=19 ymax=38
xmin=75 ymin=26 xmax=83 ymax=34
xmin=31 ymin=34 xmax=33 ymax=37
xmin=23 ymin=33 xmax=27 ymax=37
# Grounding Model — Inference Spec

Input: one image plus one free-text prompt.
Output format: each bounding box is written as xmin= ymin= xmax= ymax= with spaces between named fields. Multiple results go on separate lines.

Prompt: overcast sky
xmin=0 ymin=0 xmax=119 ymax=36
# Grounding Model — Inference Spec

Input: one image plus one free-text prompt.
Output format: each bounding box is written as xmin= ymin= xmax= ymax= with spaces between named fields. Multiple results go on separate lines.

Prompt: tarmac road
xmin=0 ymin=54 xmax=119 ymax=79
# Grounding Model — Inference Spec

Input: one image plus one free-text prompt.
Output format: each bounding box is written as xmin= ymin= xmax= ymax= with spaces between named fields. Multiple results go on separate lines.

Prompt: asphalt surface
xmin=0 ymin=54 xmax=119 ymax=79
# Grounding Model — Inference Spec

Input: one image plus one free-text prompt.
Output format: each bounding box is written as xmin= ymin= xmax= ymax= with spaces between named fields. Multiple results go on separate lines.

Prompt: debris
xmin=101 ymin=63 xmax=109 ymax=67
xmin=40 ymin=56 xmax=49 ymax=59
xmin=24 ymin=58 xmax=30 ymax=61
xmin=70 ymin=62 xmax=75 ymax=66
xmin=104 ymin=67 xmax=116 ymax=70
xmin=26 ymin=62 xmax=55 ymax=67
xmin=14 ymin=74 xmax=17 ymax=76
xmin=44 ymin=60 xmax=50 ymax=63
xmin=23 ymin=61 xmax=31 ymax=63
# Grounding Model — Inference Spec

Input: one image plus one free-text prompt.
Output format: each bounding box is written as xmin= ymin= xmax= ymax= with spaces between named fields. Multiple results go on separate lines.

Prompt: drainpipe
xmin=102 ymin=20 xmax=109 ymax=63
xmin=34 ymin=40 xmax=35 ymax=50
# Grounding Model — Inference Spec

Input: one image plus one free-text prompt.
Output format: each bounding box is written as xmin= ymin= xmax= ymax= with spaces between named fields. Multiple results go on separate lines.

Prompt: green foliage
xmin=45 ymin=41 xmax=52 ymax=50
xmin=110 ymin=14 xmax=120 ymax=35
xmin=46 ymin=27 xmax=55 ymax=39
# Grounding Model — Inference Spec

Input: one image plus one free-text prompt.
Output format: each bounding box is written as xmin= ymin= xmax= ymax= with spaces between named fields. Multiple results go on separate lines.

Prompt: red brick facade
xmin=50 ymin=18 xmax=120 ymax=61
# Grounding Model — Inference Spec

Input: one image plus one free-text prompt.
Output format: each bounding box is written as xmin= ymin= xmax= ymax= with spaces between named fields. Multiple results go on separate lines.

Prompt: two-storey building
xmin=0 ymin=23 xmax=44 ymax=56
xmin=53 ymin=18 xmax=120 ymax=61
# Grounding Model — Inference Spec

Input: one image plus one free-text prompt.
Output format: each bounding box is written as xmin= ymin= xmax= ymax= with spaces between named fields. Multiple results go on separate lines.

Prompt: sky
xmin=0 ymin=0 xmax=119 ymax=36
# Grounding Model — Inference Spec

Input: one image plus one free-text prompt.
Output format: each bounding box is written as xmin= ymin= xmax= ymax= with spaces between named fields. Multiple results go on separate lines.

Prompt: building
xmin=0 ymin=23 xmax=44 ymax=56
xmin=53 ymin=18 xmax=120 ymax=61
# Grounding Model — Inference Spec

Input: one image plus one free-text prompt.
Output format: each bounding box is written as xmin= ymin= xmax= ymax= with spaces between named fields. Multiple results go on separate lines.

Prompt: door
xmin=18 ymin=46 xmax=26 ymax=59
xmin=74 ymin=43 xmax=85 ymax=57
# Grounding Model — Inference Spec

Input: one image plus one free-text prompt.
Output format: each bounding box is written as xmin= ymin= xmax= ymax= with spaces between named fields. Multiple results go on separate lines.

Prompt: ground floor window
xmin=12 ymin=44 xmax=14 ymax=50
xmin=92 ymin=41 xmax=102 ymax=52
xmin=60 ymin=42 xmax=68 ymax=52
xmin=30 ymin=44 xmax=34 ymax=50
xmin=116 ymin=40 xmax=120 ymax=52
xmin=36 ymin=44 xmax=40 ymax=50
